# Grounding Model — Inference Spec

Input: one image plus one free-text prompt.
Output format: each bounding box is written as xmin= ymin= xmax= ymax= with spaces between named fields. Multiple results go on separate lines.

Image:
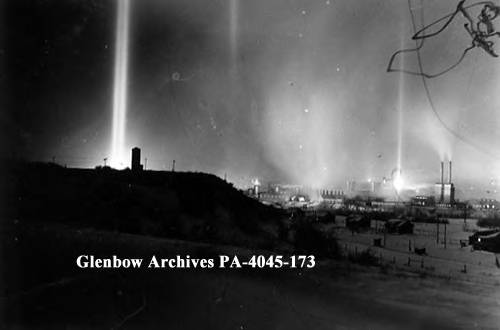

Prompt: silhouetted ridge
xmin=4 ymin=160 xmax=285 ymax=249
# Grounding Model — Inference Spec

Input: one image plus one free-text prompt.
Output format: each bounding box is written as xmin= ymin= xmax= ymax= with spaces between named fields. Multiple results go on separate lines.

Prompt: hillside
xmin=2 ymin=161 xmax=287 ymax=249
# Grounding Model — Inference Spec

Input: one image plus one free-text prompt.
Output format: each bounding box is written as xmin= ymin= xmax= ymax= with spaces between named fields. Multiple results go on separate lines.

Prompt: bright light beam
xmin=110 ymin=0 xmax=130 ymax=168
xmin=229 ymin=0 xmax=239 ymax=72
xmin=397 ymin=29 xmax=405 ymax=174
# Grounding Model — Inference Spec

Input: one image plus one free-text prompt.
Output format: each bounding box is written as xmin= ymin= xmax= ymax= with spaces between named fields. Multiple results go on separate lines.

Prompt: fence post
xmin=407 ymin=257 xmax=411 ymax=266
xmin=436 ymin=220 xmax=440 ymax=244
xmin=444 ymin=222 xmax=447 ymax=249
xmin=384 ymin=227 xmax=387 ymax=247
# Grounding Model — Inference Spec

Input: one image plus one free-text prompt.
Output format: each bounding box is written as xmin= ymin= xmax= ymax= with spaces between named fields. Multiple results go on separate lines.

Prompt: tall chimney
xmin=449 ymin=160 xmax=452 ymax=184
xmin=440 ymin=161 xmax=444 ymax=185
xmin=440 ymin=161 xmax=444 ymax=203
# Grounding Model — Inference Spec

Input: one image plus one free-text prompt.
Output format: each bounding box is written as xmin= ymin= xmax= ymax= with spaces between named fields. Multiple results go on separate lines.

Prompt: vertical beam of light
xmin=110 ymin=0 xmax=130 ymax=168
xmin=229 ymin=0 xmax=239 ymax=72
xmin=394 ymin=27 xmax=405 ymax=194
xmin=397 ymin=27 xmax=405 ymax=174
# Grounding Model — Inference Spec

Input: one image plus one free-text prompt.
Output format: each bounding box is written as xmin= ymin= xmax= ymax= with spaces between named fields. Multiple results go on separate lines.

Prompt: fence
xmin=337 ymin=240 xmax=500 ymax=286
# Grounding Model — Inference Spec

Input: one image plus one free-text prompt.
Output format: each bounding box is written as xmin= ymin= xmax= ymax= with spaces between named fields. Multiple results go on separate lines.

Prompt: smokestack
xmin=449 ymin=161 xmax=452 ymax=184
xmin=440 ymin=161 xmax=444 ymax=185
xmin=440 ymin=161 xmax=444 ymax=203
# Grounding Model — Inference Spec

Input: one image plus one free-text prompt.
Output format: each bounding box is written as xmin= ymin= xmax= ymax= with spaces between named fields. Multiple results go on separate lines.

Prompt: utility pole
xmin=172 ymin=159 xmax=176 ymax=172
xmin=383 ymin=225 xmax=387 ymax=247
xmin=144 ymin=157 xmax=148 ymax=170
xmin=444 ymin=221 xmax=447 ymax=249
xmin=436 ymin=217 xmax=440 ymax=244
xmin=463 ymin=204 xmax=468 ymax=231
xmin=103 ymin=158 xmax=107 ymax=167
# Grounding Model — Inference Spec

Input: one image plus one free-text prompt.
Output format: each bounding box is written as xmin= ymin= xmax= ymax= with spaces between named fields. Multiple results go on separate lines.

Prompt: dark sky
xmin=3 ymin=0 xmax=500 ymax=198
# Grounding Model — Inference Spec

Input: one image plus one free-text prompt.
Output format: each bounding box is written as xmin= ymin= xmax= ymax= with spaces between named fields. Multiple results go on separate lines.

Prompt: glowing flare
xmin=110 ymin=0 xmax=130 ymax=169
xmin=393 ymin=171 xmax=404 ymax=192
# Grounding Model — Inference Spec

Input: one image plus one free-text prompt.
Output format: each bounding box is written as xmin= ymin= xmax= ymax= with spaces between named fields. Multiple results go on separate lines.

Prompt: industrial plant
xmin=435 ymin=161 xmax=455 ymax=206
xmin=247 ymin=160 xmax=467 ymax=211
xmin=6 ymin=0 xmax=500 ymax=328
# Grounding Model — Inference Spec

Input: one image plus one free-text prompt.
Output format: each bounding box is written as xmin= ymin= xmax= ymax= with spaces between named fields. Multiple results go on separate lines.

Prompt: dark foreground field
xmin=1 ymin=221 xmax=499 ymax=329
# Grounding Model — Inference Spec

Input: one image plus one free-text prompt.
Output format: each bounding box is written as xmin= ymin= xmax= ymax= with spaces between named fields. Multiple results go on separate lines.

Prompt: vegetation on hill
xmin=4 ymin=161 xmax=287 ymax=249
xmin=3 ymin=160 xmax=344 ymax=258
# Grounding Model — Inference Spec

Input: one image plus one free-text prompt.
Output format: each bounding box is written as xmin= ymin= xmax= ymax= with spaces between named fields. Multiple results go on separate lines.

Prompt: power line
xmin=388 ymin=1 xmax=498 ymax=78
xmin=406 ymin=0 xmax=500 ymax=159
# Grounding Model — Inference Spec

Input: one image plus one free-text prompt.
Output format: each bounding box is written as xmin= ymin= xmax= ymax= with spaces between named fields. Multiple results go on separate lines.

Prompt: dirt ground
xmin=1 ymin=221 xmax=500 ymax=329
xmin=331 ymin=216 xmax=500 ymax=286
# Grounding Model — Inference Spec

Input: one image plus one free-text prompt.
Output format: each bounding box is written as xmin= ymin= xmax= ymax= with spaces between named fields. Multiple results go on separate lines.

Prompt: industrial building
xmin=435 ymin=161 xmax=455 ymax=205
xmin=254 ymin=183 xmax=302 ymax=204
xmin=411 ymin=195 xmax=435 ymax=207
xmin=346 ymin=180 xmax=383 ymax=198
xmin=321 ymin=190 xmax=345 ymax=199
xmin=470 ymin=198 xmax=500 ymax=210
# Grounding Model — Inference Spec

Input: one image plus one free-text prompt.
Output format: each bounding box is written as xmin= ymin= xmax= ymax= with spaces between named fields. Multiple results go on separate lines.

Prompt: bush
xmin=292 ymin=219 xmax=340 ymax=258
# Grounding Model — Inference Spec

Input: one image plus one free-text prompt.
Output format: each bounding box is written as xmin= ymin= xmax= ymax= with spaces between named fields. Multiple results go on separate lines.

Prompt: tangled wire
xmin=387 ymin=0 xmax=500 ymax=78
xmin=387 ymin=0 xmax=500 ymax=159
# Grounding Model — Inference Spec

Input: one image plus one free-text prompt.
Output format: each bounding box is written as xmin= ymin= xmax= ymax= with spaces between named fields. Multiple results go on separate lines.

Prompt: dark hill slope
xmin=3 ymin=161 xmax=286 ymax=249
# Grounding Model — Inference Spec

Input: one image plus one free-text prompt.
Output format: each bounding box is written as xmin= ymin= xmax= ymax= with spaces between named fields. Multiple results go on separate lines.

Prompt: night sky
xmin=3 ymin=0 xmax=500 ymax=199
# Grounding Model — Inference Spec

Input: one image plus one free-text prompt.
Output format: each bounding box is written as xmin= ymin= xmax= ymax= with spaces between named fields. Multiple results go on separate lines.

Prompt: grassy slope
xmin=3 ymin=161 xmax=286 ymax=250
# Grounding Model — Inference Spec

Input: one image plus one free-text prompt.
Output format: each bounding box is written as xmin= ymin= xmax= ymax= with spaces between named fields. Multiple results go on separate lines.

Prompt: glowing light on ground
xmin=110 ymin=0 xmax=130 ymax=169
xmin=393 ymin=169 xmax=404 ymax=193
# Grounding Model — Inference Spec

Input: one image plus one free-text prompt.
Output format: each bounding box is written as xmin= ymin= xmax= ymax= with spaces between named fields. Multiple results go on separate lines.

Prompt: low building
xmin=471 ymin=199 xmax=500 ymax=210
xmin=411 ymin=195 xmax=435 ymax=207
xmin=321 ymin=189 xmax=345 ymax=200
xmin=258 ymin=183 xmax=303 ymax=204
xmin=346 ymin=214 xmax=371 ymax=232
xmin=346 ymin=180 xmax=383 ymax=198
xmin=385 ymin=218 xmax=414 ymax=234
